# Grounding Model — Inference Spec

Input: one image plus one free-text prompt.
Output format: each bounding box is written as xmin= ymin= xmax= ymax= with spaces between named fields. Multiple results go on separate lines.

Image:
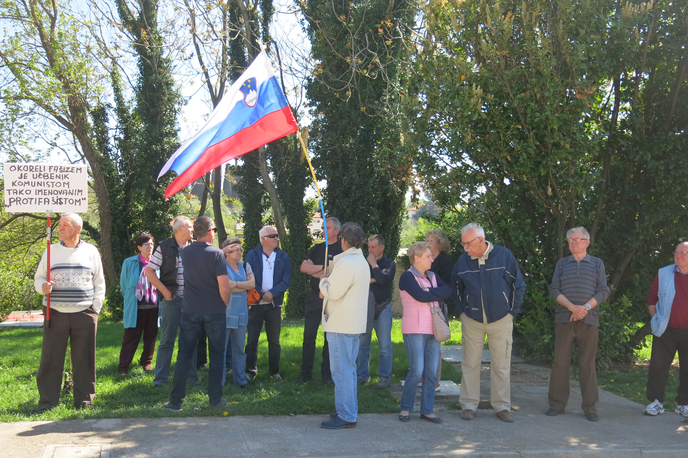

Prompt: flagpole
xmin=297 ymin=130 xmax=329 ymax=276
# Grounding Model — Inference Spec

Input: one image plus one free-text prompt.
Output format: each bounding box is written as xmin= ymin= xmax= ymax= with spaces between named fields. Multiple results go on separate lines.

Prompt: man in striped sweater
xmin=34 ymin=213 xmax=106 ymax=413
xmin=547 ymin=226 xmax=609 ymax=422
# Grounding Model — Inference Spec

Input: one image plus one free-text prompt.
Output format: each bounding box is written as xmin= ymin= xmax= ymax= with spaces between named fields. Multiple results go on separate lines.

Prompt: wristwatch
xmin=584 ymin=303 xmax=591 ymax=311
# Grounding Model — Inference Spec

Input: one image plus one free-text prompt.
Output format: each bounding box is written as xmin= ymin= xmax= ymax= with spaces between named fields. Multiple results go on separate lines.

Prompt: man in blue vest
xmin=645 ymin=241 xmax=688 ymax=418
xmin=245 ymin=226 xmax=292 ymax=381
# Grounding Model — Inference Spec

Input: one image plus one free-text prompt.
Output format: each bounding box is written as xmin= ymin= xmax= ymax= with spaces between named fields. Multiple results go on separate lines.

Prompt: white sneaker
xmin=644 ymin=399 xmax=665 ymax=416
xmin=675 ymin=405 xmax=688 ymax=417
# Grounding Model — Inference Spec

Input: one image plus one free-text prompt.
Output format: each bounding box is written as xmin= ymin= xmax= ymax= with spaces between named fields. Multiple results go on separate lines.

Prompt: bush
xmin=514 ymin=288 xmax=556 ymax=363
xmin=0 ymin=267 xmax=36 ymax=321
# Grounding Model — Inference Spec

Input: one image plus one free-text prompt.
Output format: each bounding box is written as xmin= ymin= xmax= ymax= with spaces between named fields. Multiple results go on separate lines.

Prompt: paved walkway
xmin=3 ymin=360 xmax=688 ymax=457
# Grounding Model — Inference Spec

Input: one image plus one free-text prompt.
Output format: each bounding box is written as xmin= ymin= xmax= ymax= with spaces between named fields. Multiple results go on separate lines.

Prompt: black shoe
xmin=546 ymin=408 xmax=563 ymax=416
xmin=420 ymin=414 xmax=443 ymax=424
xmin=246 ymin=373 xmax=256 ymax=381
xmin=322 ymin=375 xmax=334 ymax=385
xmin=210 ymin=399 xmax=228 ymax=407
xmin=294 ymin=374 xmax=312 ymax=384
xmin=163 ymin=401 xmax=182 ymax=412
xmin=586 ymin=413 xmax=599 ymax=422
xmin=320 ymin=415 xmax=356 ymax=429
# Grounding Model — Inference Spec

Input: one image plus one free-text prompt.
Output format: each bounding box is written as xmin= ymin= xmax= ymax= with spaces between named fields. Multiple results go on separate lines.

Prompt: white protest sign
xmin=3 ymin=163 xmax=89 ymax=213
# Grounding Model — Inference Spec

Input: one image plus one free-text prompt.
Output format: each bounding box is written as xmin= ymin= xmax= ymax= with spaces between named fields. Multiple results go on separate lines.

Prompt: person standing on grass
xmin=163 ymin=216 xmax=231 ymax=411
xmin=34 ymin=213 xmax=106 ymax=413
xmin=295 ymin=216 xmax=342 ymax=385
xmin=357 ymin=234 xmax=396 ymax=389
xmin=118 ymin=233 xmax=159 ymax=375
xmin=245 ymin=226 xmax=292 ymax=381
xmin=453 ymin=222 xmax=525 ymax=423
xmin=319 ymin=222 xmax=370 ymax=429
xmin=145 ymin=216 xmax=199 ymax=387
xmin=644 ymin=241 xmax=688 ymax=418
xmin=546 ymin=227 xmax=609 ymax=422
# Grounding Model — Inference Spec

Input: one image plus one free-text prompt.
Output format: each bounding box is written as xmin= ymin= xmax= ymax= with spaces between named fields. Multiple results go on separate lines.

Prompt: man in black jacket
xmin=357 ymin=235 xmax=396 ymax=388
xmin=146 ymin=216 xmax=198 ymax=387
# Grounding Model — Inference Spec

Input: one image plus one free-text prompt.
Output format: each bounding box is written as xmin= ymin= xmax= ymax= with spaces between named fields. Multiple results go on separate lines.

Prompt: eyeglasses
xmin=567 ymin=238 xmax=588 ymax=243
xmin=264 ymin=234 xmax=279 ymax=239
xmin=210 ymin=228 xmax=217 ymax=233
xmin=462 ymin=236 xmax=480 ymax=248
xmin=675 ymin=251 xmax=688 ymax=256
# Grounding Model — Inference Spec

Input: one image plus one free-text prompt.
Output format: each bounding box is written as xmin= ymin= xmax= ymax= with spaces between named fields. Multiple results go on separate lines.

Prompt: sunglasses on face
xmin=264 ymin=234 xmax=279 ymax=239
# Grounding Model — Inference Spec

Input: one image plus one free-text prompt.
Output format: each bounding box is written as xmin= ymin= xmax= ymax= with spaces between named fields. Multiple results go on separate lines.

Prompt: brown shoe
xmin=142 ymin=364 xmax=152 ymax=371
xmin=495 ymin=410 xmax=514 ymax=422
xmin=460 ymin=409 xmax=475 ymax=420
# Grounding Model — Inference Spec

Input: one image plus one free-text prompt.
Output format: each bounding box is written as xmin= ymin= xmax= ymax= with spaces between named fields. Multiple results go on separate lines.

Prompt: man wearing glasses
xmin=453 ymin=222 xmax=525 ymax=423
xmin=164 ymin=216 xmax=231 ymax=411
xmin=546 ymin=227 xmax=609 ymax=422
xmin=245 ymin=226 xmax=292 ymax=381
xmin=644 ymin=241 xmax=688 ymax=418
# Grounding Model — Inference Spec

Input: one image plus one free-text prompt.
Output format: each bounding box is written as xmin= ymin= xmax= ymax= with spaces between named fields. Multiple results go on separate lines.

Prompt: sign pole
xmin=46 ymin=210 xmax=53 ymax=327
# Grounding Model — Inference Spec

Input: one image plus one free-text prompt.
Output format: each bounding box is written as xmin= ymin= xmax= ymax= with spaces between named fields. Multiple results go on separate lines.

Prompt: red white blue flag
xmin=159 ymin=50 xmax=299 ymax=199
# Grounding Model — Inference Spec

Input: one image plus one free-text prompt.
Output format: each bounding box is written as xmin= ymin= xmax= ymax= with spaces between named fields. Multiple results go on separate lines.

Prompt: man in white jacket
xmin=319 ymin=222 xmax=370 ymax=429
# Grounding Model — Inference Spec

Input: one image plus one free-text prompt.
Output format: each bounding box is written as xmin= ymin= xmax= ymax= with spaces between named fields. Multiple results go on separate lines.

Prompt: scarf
xmin=135 ymin=254 xmax=158 ymax=304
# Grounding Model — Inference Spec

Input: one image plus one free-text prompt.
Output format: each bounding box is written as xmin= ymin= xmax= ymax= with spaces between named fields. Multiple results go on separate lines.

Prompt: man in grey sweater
xmin=547 ymin=226 xmax=609 ymax=422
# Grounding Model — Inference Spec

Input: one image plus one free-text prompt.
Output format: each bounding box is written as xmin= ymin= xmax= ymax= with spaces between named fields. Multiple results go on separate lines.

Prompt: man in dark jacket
xmin=453 ymin=223 xmax=525 ymax=423
xmin=245 ymin=226 xmax=292 ymax=381
xmin=146 ymin=216 xmax=198 ymax=387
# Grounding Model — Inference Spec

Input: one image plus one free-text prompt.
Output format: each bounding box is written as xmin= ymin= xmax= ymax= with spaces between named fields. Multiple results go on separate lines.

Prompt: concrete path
xmin=3 ymin=361 xmax=688 ymax=458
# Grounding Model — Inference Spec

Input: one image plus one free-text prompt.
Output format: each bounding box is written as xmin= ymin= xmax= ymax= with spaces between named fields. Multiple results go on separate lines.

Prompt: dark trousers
xmin=245 ymin=303 xmax=282 ymax=376
xmin=548 ymin=321 xmax=599 ymax=415
xmin=300 ymin=290 xmax=330 ymax=378
xmin=37 ymin=307 xmax=98 ymax=411
xmin=118 ymin=307 xmax=159 ymax=371
xmin=647 ymin=327 xmax=688 ymax=405
xmin=197 ymin=328 xmax=208 ymax=368
xmin=169 ymin=312 xmax=226 ymax=408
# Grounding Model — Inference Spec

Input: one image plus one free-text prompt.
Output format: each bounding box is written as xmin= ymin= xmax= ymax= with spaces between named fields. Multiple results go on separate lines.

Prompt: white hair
xmin=461 ymin=222 xmax=485 ymax=238
xmin=259 ymin=226 xmax=276 ymax=238
xmin=61 ymin=212 xmax=83 ymax=229
xmin=172 ymin=216 xmax=192 ymax=233
xmin=566 ymin=226 xmax=590 ymax=240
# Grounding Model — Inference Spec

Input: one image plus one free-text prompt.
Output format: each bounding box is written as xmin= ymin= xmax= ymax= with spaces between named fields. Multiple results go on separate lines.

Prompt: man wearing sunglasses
xmin=245 ymin=226 xmax=292 ymax=381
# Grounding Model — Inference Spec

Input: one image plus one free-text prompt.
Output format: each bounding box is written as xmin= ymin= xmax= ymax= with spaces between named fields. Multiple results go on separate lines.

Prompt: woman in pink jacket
xmin=398 ymin=241 xmax=452 ymax=424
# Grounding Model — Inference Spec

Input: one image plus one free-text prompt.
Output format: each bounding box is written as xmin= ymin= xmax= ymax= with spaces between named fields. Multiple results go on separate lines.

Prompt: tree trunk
xmin=258 ymin=146 xmax=287 ymax=239
xmin=213 ymin=165 xmax=227 ymax=244
xmin=198 ymin=172 xmax=211 ymax=217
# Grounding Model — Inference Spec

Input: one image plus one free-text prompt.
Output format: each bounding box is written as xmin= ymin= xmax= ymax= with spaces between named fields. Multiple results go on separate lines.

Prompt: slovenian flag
xmin=159 ymin=50 xmax=299 ymax=199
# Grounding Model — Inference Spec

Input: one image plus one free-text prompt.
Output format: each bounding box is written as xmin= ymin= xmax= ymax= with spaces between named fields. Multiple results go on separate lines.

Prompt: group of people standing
xmin=32 ymin=213 xmax=688 ymax=428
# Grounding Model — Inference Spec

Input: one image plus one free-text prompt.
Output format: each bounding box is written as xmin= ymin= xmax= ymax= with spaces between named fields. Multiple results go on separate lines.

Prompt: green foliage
xmin=302 ymin=0 xmax=417 ymax=259
xmin=513 ymin=290 xmax=556 ymax=363
xmin=408 ymin=0 xmax=688 ymax=364
xmin=235 ymin=154 xmax=268 ymax=254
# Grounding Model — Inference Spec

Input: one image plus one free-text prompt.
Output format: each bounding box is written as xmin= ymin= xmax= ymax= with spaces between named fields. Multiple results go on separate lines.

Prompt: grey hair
xmin=259 ymin=225 xmax=276 ymax=238
xmin=426 ymin=229 xmax=451 ymax=253
xmin=194 ymin=216 xmax=214 ymax=239
xmin=326 ymin=217 xmax=341 ymax=231
xmin=408 ymin=241 xmax=432 ymax=263
xmin=60 ymin=212 xmax=83 ymax=229
xmin=340 ymin=222 xmax=365 ymax=249
xmin=566 ymin=226 xmax=590 ymax=240
xmin=461 ymin=223 xmax=485 ymax=238
xmin=172 ymin=216 xmax=192 ymax=234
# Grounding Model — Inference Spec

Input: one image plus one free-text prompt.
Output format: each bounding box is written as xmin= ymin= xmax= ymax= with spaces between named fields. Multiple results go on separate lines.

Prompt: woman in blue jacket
xmin=118 ymin=233 xmax=159 ymax=375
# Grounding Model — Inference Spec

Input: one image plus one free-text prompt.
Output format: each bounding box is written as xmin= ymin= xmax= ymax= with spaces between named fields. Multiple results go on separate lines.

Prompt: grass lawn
xmin=0 ymin=317 xmax=463 ymax=422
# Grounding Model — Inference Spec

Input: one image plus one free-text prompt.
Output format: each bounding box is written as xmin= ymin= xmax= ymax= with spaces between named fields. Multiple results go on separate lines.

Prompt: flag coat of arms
xmin=159 ymin=50 xmax=299 ymax=199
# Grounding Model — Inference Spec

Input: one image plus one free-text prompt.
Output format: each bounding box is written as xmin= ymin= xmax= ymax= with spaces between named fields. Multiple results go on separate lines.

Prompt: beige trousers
xmin=459 ymin=312 xmax=513 ymax=412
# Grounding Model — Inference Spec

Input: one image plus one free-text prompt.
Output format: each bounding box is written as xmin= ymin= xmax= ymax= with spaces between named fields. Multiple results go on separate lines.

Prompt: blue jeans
xmin=223 ymin=325 xmax=247 ymax=387
xmin=226 ymin=335 xmax=233 ymax=369
xmin=169 ymin=313 xmax=226 ymax=408
xmin=400 ymin=333 xmax=440 ymax=415
xmin=154 ymin=296 xmax=198 ymax=385
xmin=357 ymin=303 xmax=393 ymax=381
xmin=327 ymin=332 xmax=360 ymax=423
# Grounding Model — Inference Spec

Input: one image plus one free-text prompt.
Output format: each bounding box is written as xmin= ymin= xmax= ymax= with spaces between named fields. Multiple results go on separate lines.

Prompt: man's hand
xmin=262 ymin=290 xmax=274 ymax=303
xmin=161 ymin=287 xmax=173 ymax=301
xmin=570 ymin=305 xmax=588 ymax=321
xmin=319 ymin=291 xmax=324 ymax=299
xmin=367 ymin=253 xmax=378 ymax=268
xmin=42 ymin=281 xmax=54 ymax=295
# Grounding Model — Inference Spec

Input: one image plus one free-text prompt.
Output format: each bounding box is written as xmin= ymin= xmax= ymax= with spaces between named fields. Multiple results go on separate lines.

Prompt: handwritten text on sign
xmin=3 ymin=163 xmax=88 ymax=213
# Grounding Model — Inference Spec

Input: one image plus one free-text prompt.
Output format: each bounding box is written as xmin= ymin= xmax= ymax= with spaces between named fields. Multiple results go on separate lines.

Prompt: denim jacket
xmin=651 ymin=264 xmax=678 ymax=337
